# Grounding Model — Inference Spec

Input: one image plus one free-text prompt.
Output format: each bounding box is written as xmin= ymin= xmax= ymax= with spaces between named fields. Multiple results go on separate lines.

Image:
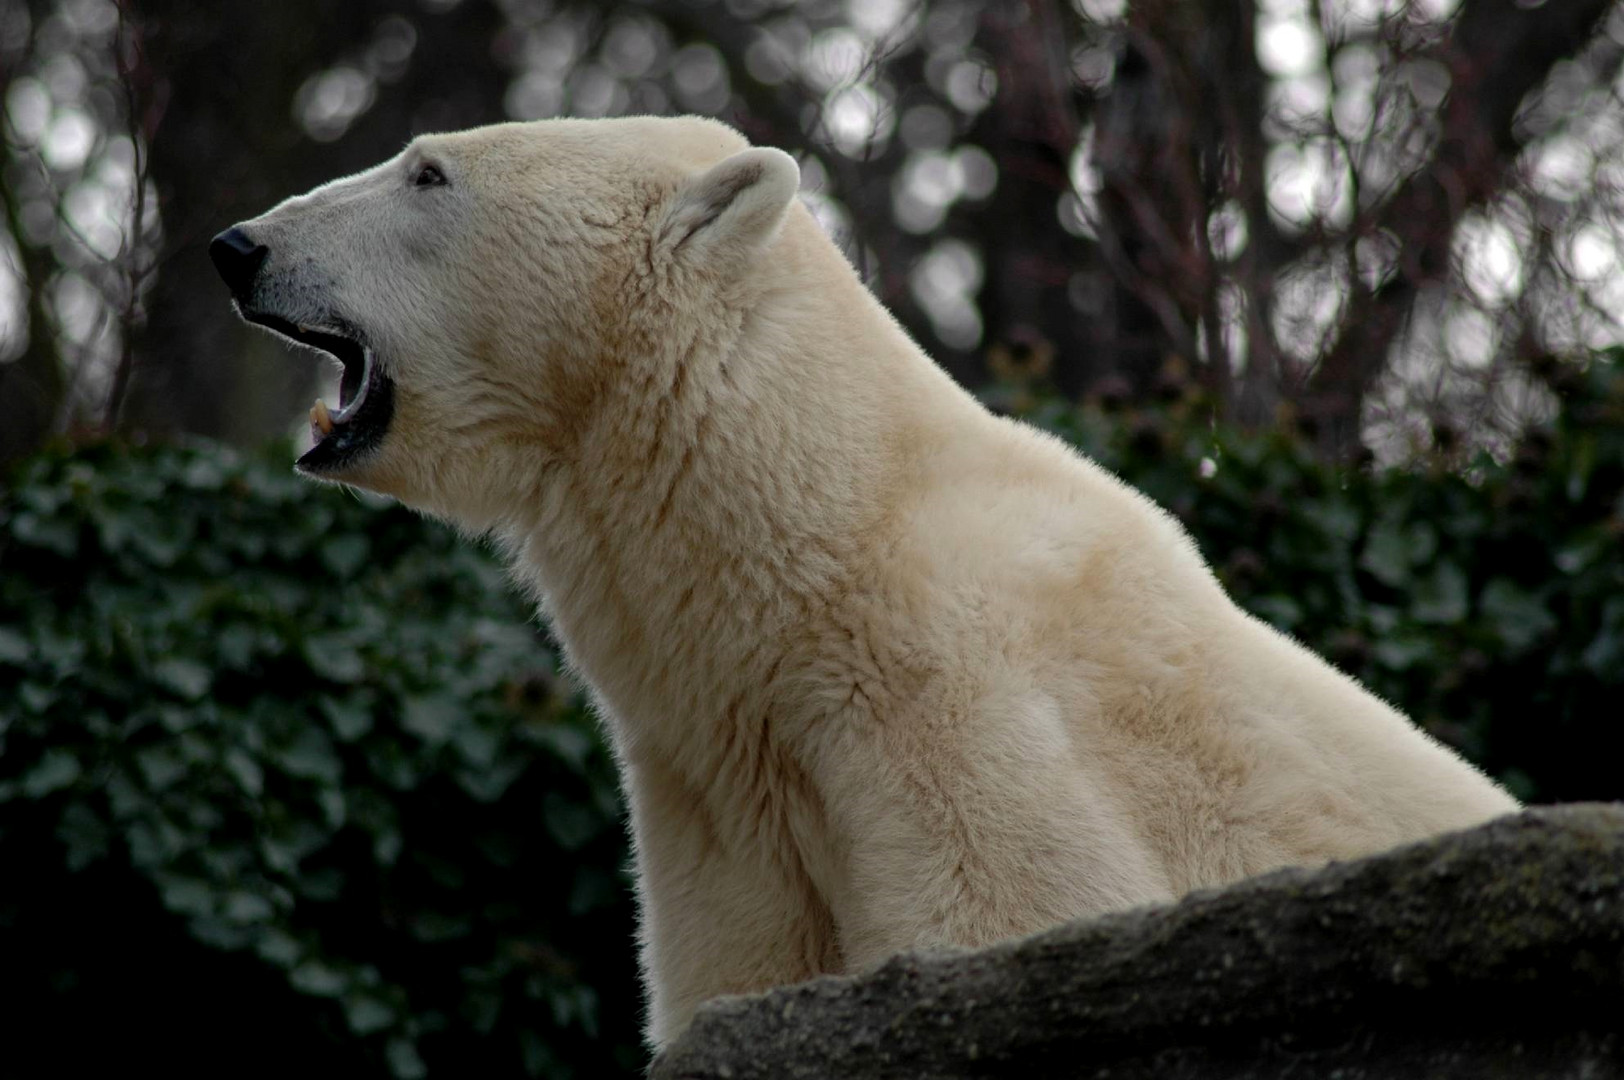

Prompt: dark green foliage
xmin=0 ymin=442 xmax=642 ymax=1078
xmin=1 ymin=360 xmax=1619 ymax=1077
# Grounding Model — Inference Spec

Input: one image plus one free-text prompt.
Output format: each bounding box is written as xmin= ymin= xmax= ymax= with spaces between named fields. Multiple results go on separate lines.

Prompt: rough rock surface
xmin=651 ymin=805 xmax=1624 ymax=1079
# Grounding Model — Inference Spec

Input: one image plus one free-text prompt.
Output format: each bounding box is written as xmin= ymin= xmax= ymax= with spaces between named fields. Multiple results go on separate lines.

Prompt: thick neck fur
xmin=501 ymin=208 xmax=965 ymax=767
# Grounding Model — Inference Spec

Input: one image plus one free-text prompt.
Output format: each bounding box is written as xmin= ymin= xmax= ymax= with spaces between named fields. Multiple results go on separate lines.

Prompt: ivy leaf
xmin=344 ymin=994 xmax=397 ymax=1036
xmin=1373 ymin=634 xmax=1433 ymax=672
xmin=11 ymin=510 xmax=78 ymax=556
xmin=22 ymin=750 xmax=82 ymax=798
xmin=532 ymin=722 xmax=593 ymax=771
xmin=320 ymin=534 xmax=371 ymax=578
xmin=454 ymin=722 xmax=500 ymax=769
xmin=1411 ymin=561 xmax=1468 ymax=624
xmin=157 ymin=873 xmax=216 ymax=917
xmin=1479 ymin=579 xmax=1556 ymax=653
xmin=180 ymin=457 xmax=226 ymax=491
xmin=1360 ymin=519 xmax=1436 ymax=587
xmin=0 ymin=625 xmax=31 ymax=666
xmin=223 ymin=747 xmax=264 ymax=797
xmin=188 ymin=916 xmax=255 ymax=951
xmin=33 ymin=631 xmax=85 ymax=678
xmin=1580 ymin=609 xmax=1624 ymax=677
xmin=137 ymin=745 xmax=189 ymax=790
xmin=402 ymin=693 xmax=460 ymax=745
xmin=276 ymin=726 xmax=342 ymax=784
xmin=319 ymin=694 xmax=374 ymax=742
xmin=223 ymin=891 xmax=275 ymax=924
xmin=127 ymin=505 xmax=192 ymax=566
xmin=57 ymin=801 xmax=111 ymax=871
xmin=18 ymin=681 xmax=57 ymax=714
xmin=1299 ymin=496 xmax=1361 ymax=544
xmin=255 ymin=929 xmax=303 ymax=969
xmin=303 ymin=633 xmax=366 ymax=684
xmin=409 ymin=910 xmax=472 ymax=942
xmin=289 ymin=959 xmax=349 ymax=997
xmin=543 ymin=790 xmax=603 ymax=851
xmin=386 ymin=1037 xmax=428 ymax=1080
xmin=456 ymin=758 xmax=526 ymax=803
xmin=1248 ymin=594 xmax=1304 ymax=630
xmin=152 ymin=657 xmax=212 ymax=701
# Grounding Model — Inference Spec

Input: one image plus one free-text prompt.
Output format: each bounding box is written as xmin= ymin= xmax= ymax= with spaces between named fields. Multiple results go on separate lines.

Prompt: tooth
xmin=311 ymin=398 xmax=334 ymax=434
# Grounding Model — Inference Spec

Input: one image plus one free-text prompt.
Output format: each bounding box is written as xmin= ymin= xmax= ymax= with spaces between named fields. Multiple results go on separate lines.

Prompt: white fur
xmin=233 ymin=116 xmax=1519 ymax=1047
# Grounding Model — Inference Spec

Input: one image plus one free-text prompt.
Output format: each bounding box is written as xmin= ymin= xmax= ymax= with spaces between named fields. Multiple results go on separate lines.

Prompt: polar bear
xmin=212 ymin=116 xmax=1518 ymax=1046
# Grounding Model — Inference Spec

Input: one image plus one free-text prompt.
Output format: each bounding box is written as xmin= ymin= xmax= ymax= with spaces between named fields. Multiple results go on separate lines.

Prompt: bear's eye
xmin=413 ymin=163 xmax=447 ymax=189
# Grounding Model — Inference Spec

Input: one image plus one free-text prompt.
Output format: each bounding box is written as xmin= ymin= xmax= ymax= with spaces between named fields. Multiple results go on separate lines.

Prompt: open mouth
xmin=241 ymin=312 xmax=395 ymax=472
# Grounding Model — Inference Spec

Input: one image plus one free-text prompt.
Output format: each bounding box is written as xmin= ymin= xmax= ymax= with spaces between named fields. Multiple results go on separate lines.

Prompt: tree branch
xmin=1301 ymin=0 xmax=1614 ymax=461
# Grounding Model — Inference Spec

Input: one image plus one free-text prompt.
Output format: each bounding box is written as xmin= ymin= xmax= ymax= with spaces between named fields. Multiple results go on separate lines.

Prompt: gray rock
xmin=652 ymin=805 xmax=1624 ymax=1079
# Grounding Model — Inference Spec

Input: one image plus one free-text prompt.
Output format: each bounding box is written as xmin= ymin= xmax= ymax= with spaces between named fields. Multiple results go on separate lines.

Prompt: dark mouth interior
xmin=238 ymin=307 xmax=394 ymax=473
xmin=247 ymin=313 xmax=366 ymax=406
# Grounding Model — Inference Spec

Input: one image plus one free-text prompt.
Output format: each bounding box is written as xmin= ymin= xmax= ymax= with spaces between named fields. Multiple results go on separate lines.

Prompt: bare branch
xmin=1301 ymin=0 xmax=1615 ymax=460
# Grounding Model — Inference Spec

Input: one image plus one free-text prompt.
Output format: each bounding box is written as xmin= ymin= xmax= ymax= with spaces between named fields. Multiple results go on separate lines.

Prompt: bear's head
xmin=211 ymin=116 xmax=801 ymax=530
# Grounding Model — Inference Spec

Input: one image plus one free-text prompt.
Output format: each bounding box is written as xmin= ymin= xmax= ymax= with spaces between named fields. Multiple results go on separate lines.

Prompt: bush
xmin=0 ymin=442 xmax=643 ymax=1077
xmin=2 ymin=358 xmax=1619 ymax=1076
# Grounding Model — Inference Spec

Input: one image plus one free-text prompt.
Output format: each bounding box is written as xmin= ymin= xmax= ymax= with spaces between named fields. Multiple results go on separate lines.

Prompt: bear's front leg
xmin=820 ymin=693 xmax=1177 ymax=972
xmin=622 ymin=755 xmax=840 ymax=1047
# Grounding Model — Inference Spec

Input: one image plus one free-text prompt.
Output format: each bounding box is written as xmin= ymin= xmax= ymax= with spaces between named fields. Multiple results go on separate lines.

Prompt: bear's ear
xmin=657 ymin=147 xmax=800 ymax=268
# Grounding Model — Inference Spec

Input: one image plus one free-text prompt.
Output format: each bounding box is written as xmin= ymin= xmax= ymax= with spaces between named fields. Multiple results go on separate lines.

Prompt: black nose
xmin=210 ymin=226 xmax=269 ymax=296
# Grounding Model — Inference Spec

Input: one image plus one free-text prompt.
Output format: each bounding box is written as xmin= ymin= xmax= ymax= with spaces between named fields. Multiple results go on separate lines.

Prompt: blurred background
xmin=6 ymin=0 xmax=1624 ymax=463
xmin=1 ymin=0 xmax=1622 ymax=1077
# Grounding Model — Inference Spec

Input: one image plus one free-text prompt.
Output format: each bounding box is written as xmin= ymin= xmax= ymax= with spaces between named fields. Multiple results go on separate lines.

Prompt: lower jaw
xmin=296 ymin=373 xmax=397 ymax=474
